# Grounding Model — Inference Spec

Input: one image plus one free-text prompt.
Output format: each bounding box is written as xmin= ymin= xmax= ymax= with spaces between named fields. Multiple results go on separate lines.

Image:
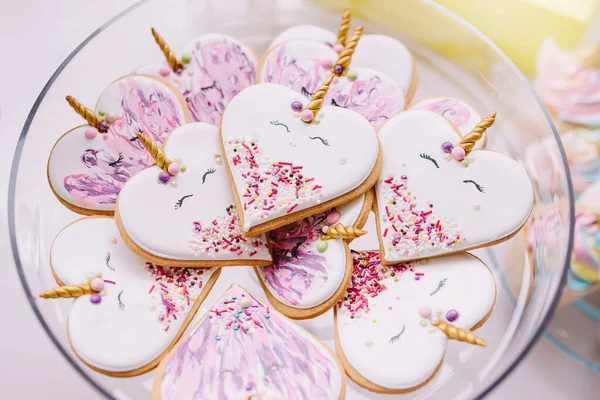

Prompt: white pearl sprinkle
xmin=340 ymin=158 xmax=347 ymax=165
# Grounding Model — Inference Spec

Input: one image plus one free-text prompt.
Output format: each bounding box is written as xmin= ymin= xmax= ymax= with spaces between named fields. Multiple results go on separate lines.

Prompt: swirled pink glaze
xmin=63 ymin=77 xmax=185 ymax=207
xmin=325 ymin=69 xmax=405 ymax=129
xmin=535 ymin=37 xmax=600 ymax=128
xmin=258 ymin=211 xmax=329 ymax=306
xmin=137 ymin=34 xmax=257 ymax=124
xmin=260 ymin=40 xmax=337 ymax=99
xmin=159 ymin=285 xmax=343 ymax=400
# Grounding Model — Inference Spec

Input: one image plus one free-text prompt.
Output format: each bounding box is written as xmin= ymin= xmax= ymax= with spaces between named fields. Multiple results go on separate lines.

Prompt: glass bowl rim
xmin=7 ymin=0 xmax=574 ymax=398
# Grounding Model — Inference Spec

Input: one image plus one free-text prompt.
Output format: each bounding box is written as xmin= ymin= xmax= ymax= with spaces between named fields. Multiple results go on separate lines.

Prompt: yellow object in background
xmin=431 ymin=0 xmax=599 ymax=75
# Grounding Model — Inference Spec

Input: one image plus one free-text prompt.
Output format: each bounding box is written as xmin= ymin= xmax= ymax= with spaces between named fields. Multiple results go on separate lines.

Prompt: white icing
xmin=409 ymin=97 xmax=483 ymax=147
xmin=376 ymin=110 xmax=533 ymax=262
xmin=48 ymin=75 xmax=186 ymax=212
xmin=50 ymin=217 xmax=216 ymax=372
xmin=268 ymin=25 xmax=337 ymax=49
xmin=258 ymin=195 xmax=367 ymax=309
xmin=118 ymin=122 xmax=271 ymax=264
xmin=221 ymin=83 xmax=379 ymax=232
xmin=337 ymin=251 xmax=496 ymax=390
xmin=352 ymin=34 xmax=415 ymax=95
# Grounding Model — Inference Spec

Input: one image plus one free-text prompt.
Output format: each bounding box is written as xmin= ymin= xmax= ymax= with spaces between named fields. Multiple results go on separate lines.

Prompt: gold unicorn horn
xmin=321 ymin=223 xmax=367 ymax=240
xmin=39 ymin=282 xmax=97 ymax=299
xmin=136 ymin=131 xmax=172 ymax=173
xmin=151 ymin=27 xmax=184 ymax=73
xmin=336 ymin=10 xmax=351 ymax=46
xmin=582 ymin=41 xmax=600 ymax=69
xmin=333 ymin=25 xmax=363 ymax=76
xmin=432 ymin=320 xmax=487 ymax=347
xmin=459 ymin=112 xmax=496 ymax=155
xmin=65 ymin=96 xmax=109 ymax=133
xmin=302 ymin=74 xmax=334 ymax=123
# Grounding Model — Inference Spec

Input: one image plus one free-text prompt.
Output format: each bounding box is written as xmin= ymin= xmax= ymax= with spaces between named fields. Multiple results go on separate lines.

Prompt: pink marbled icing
xmin=413 ymin=98 xmax=472 ymax=130
xmin=159 ymin=285 xmax=342 ymax=400
xmin=64 ymin=77 xmax=185 ymax=207
xmin=325 ymin=73 xmax=404 ymax=130
xmin=138 ymin=35 xmax=256 ymax=124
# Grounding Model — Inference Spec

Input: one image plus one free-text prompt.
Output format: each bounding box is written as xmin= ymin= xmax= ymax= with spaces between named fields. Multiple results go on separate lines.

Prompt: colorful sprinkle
xmin=85 ymin=128 xmax=98 ymax=140
xmin=90 ymin=294 xmax=102 ymax=304
xmin=451 ymin=146 xmax=466 ymax=161
xmin=446 ymin=309 xmax=459 ymax=322
xmin=418 ymin=306 xmax=432 ymax=319
xmin=317 ymin=240 xmax=328 ymax=253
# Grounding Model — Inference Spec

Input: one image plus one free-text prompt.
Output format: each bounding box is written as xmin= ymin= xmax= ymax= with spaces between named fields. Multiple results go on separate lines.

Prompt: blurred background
xmin=1 ymin=0 xmax=599 ymax=398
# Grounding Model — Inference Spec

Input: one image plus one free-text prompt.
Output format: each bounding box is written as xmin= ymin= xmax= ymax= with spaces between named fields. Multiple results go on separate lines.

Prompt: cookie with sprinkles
xmin=135 ymin=31 xmax=258 ymax=125
xmin=115 ymin=122 xmax=272 ymax=267
xmin=40 ymin=216 xmax=220 ymax=377
xmin=335 ymin=249 xmax=496 ymax=393
xmin=153 ymin=284 xmax=346 ymax=400
xmin=222 ymin=27 xmax=382 ymax=237
xmin=47 ymin=75 xmax=190 ymax=216
xmin=375 ymin=110 xmax=533 ymax=264
xmin=255 ymin=192 xmax=372 ymax=319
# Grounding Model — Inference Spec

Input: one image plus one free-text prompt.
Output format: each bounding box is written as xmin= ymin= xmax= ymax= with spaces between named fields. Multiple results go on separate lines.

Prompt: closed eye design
xmin=301 ymin=86 xmax=314 ymax=98
xmin=463 ymin=180 xmax=485 ymax=193
xmin=174 ymin=194 xmax=194 ymax=210
xmin=331 ymin=98 xmax=347 ymax=108
xmin=419 ymin=153 xmax=439 ymax=169
xmin=108 ymin=152 xmax=124 ymax=167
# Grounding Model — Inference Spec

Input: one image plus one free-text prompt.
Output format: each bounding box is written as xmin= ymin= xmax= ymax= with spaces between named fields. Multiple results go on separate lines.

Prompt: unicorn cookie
xmin=256 ymin=193 xmax=372 ymax=319
xmin=335 ymin=249 xmax=496 ymax=393
xmin=39 ymin=217 xmax=220 ymax=376
xmin=115 ymin=122 xmax=272 ymax=267
xmin=375 ymin=110 xmax=533 ymax=263
xmin=47 ymin=76 xmax=189 ymax=215
xmin=136 ymin=31 xmax=258 ymax=125
xmin=153 ymin=284 xmax=347 ymax=400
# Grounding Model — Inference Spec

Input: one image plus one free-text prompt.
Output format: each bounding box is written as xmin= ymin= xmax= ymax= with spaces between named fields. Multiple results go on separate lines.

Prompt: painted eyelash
xmin=301 ymin=86 xmax=314 ymax=98
xmin=202 ymin=168 xmax=216 ymax=184
xmin=174 ymin=194 xmax=194 ymax=210
xmin=463 ymin=180 xmax=485 ymax=193
xmin=331 ymin=98 xmax=347 ymax=108
xmin=201 ymin=81 xmax=217 ymax=91
xmin=389 ymin=325 xmax=406 ymax=344
xmin=290 ymin=239 xmax=304 ymax=259
xmin=430 ymin=278 xmax=447 ymax=296
xmin=270 ymin=120 xmax=290 ymax=132
xmin=309 ymin=136 xmax=330 ymax=146
xmin=419 ymin=153 xmax=439 ymax=168
xmin=117 ymin=290 xmax=125 ymax=310
xmin=108 ymin=152 xmax=124 ymax=167
xmin=105 ymin=252 xmax=115 ymax=271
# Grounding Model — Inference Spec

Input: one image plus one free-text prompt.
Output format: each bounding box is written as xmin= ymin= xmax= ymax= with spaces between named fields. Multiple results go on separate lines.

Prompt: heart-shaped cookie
xmin=335 ymin=249 xmax=495 ymax=393
xmin=116 ymin=122 xmax=272 ymax=267
xmin=375 ymin=110 xmax=533 ymax=263
xmin=47 ymin=75 xmax=189 ymax=215
xmin=256 ymin=192 xmax=372 ymax=319
xmin=44 ymin=216 xmax=220 ymax=376
xmin=409 ymin=97 xmax=485 ymax=147
xmin=153 ymin=284 xmax=346 ymax=400
xmin=136 ymin=33 xmax=258 ymax=125
xmin=259 ymin=40 xmax=405 ymax=129
xmin=221 ymin=83 xmax=381 ymax=237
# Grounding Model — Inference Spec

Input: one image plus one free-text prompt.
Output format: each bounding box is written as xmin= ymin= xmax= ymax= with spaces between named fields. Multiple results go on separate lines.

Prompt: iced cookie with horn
xmin=260 ymin=23 xmax=406 ymax=129
xmin=135 ymin=30 xmax=258 ymax=125
xmin=410 ymin=97 xmax=485 ymax=147
xmin=335 ymin=249 xmax=495 ymax=393
xmin=39 ymin=217 xmax=220 ymax=376
xmin=222 ymin=27 xmax=382 ymax=237
xmin=256 ymin=192 xmax=371 ymax=319
xmin=375 ymin=110 xmax=533 ymax=263
xmin=535 ymin=37 xmax=600 ymax=130
xmin=153 ymin=284 xmax=347 ymax=400
xmin=115 ymin=122 xmax=272 ymax=267
xmin=47 ymin=76 xmax=189 ymax=215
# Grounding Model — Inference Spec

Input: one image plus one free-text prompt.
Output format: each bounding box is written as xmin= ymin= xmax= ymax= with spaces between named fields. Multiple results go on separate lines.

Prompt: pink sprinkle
xmin=149 ymin=285 xmax=155 ymax=294
xmin=103 ymin=279 xmax=116 ymax=285
xmin=385 ymin=206 xmax=390 ymax=217
xmin=287 ymin=203 xmax=298 ymax=213
xmin=312 ymin=185 xmax=322 ymax=191
xmin=383 ymin=228 xmax=388 ymax=237
xmin=165 ymin=326 xmax=170 ymax=332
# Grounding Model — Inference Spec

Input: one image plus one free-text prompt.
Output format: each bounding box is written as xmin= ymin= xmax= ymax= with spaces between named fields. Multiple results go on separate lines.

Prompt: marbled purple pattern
xmin=62 ymin=77 xmax=184 ymax=208
xmin=138 ymin=34 xmax=257 ymax=124
xmin=159 ymin=285 xmax=343 ymax=400
xmin=259 ymin=212 xmax=330 ymax=306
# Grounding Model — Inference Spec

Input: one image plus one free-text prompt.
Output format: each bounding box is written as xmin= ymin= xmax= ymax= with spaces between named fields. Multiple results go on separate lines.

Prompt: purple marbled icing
xmin=325 ymin=73 xmax=404 ymax=130
xmin=63 ymin=77 xmax=184 ymax=207
xmin=415 ymin=99 xmax=472 ymax=129
xmin=139 ymin=35 xmax=256 ymax=124
xmin=159 ymin=285 xmax=342 ymax=400
xmin=261 ymin=43 xmax=332 ymax=98
xmin=259 ymin=212 xmax=330 ymax=306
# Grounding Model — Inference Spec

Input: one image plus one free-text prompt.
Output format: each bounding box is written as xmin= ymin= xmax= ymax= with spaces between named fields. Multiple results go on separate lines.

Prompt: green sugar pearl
xmin=97 ymin=109 xmax=105 ymax=116
xmin=317 ymin=240 xmax=328 ymax=253
xmin=181 ymin=53 xmax=192 ymax=64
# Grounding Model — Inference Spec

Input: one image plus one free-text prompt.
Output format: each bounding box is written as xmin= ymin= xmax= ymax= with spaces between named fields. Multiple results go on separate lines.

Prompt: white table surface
xmin=0 ymin=0 xmax=598 ymax=398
